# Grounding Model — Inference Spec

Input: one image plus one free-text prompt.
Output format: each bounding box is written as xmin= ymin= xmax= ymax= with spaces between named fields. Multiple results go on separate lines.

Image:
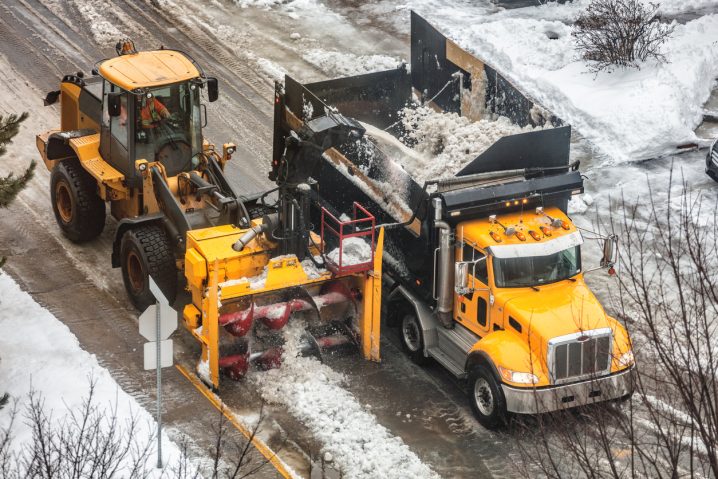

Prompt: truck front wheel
xmin=400 ymin=313 xmax=429 ymax=366
xmin=468 ymin=365 xmax=508 ymax=429
xmin=120 ymin=225 xmax=177 ymax=311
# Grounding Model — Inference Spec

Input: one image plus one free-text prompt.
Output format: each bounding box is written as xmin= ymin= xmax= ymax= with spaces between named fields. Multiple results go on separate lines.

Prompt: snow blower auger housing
xmin=37 ymin=40 xmax=385 ymax=390
xmin=272 ymin=12 xmax=634 ymax=429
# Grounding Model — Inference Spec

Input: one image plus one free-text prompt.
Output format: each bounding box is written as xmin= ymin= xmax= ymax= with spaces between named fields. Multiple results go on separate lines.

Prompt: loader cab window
xmin=462 ymin=243 xmax=488 ymax=285
xmin=133 ymin=81 xmax=202 ymax=177
xmin=101 ymin=81 xmax=129 ymax=174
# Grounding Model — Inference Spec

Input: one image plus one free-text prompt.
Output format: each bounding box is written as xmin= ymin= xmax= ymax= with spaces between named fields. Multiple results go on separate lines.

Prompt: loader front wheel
xmin=50 ymin=160 xmax=105 ymax=242
xmin=400 ymin=313 xmax=429 ymax=366
xmin=120 ymin=225 xmax=177 ymax=311
xmin=468 ymin=365 xmax=508 ymax=430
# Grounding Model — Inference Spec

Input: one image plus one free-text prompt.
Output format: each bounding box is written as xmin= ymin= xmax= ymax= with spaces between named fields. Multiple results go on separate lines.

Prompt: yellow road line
xmin=175 ymin=364 xmax=295 ymax=478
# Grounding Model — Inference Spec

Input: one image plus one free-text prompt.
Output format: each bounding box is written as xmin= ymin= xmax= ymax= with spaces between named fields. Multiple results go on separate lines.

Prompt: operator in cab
xmin=139 ymin=95 xmax=172 ymax=129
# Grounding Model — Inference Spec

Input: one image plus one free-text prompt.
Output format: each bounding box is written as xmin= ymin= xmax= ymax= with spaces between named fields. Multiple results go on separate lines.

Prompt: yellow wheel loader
xmin=37 ymin=40 xmax=384 ymax=390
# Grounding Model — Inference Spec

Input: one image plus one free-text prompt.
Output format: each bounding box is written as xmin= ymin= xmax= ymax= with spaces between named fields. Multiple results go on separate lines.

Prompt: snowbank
xmin=0 ymin=272 xmax=183 ymax=476
xmin=254 ymin=323 xmax=438 ymax=479
xmin=424 ymin=9 xmax=718 ymax=163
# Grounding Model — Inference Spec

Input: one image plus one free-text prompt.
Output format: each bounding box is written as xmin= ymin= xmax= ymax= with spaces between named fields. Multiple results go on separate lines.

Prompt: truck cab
xmin=398 ymin=204 xmax=634 ymax=428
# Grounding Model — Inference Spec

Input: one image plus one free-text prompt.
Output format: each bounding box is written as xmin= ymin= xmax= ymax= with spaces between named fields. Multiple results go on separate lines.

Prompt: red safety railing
xmin=321 ymin=202 xmax=376 ymax=275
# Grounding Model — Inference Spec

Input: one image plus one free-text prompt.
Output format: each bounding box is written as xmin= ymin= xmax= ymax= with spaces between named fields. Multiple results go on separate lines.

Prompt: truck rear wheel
xmin=120 ymin=225 xmax=177 ymax=311
xmin=400 ymin=313 xmax=429 ymax=366
xmin=468 ymin=365 xmax=508 ymax=430
xmin=50 ymin=159 xmax=105 ymax=242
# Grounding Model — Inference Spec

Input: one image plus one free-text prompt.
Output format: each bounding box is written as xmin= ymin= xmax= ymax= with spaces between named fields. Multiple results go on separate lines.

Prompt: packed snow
xmin=327 ymin=236 xmax=373 ymax=267
xmin=253 ymin=322 xmax=439 ymax=479
xmin=0 ymin=272 xmax=186 ymax=477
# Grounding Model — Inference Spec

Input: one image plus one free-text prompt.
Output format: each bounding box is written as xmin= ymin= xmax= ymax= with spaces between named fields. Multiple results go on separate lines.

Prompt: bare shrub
xmin=0 ymin=379 xmax=272 ymax=478
xmin=573 ymin=0 xmax=675 ymax=72
xmin=515 ymin=171 xmax=718 ymax=477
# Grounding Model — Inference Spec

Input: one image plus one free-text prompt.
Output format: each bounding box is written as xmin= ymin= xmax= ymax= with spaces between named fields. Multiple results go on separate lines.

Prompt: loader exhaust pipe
xmin=433 ymin=197 xmax=454 ymax=328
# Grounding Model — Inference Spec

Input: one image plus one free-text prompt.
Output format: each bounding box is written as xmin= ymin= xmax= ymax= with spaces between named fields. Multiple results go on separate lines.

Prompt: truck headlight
xmin=498 ymin=366 xmax=538 ymax=384
xmin=618 ymin=350 xmax=635 ymax=368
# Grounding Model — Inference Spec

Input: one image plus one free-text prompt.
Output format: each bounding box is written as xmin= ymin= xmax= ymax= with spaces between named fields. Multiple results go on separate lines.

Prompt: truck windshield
xmin=134 ymin=82 xmax=202 ymax=176
xmin=492 ymin=246 xmax=581 ymax=288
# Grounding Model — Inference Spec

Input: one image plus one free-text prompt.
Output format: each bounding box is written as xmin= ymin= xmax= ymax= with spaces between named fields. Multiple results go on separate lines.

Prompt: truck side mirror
xmin=600 ymin=234 xmax=619 ymax=273
xmin=206 ymin=77 xmax=218 ymax=102
xmin=455 ymin=261 xmax=470 ymax=295
xmin=107 ymin=92 xmax=122 ymax=117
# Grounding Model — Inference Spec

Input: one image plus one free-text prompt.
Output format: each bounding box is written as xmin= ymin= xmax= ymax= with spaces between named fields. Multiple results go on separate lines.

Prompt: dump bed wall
xmin=410 ymin=11 xmax=563 ymax=128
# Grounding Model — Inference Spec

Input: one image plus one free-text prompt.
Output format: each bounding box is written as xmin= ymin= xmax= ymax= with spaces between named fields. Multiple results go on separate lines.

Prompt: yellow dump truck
xmin=273 ymin=12 xmax=635 ymax=428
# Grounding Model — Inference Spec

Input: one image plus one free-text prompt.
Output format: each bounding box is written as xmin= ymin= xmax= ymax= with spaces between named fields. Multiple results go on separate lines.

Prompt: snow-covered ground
xmin=0 ymin=272 xmax=185 ymax=477
xmin=254 ymin=322 xmax=439 ymax=479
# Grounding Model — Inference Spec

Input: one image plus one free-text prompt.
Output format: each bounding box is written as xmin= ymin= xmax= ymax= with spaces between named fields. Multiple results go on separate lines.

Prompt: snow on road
xmin=255 ymin=323 xmax=439 ymax=479
xmin=0 ymin=272 xmax=185 ymax=476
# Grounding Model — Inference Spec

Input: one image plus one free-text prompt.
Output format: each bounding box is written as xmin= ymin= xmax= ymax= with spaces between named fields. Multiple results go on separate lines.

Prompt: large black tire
xmin=468 ymin=365 xmax=508 ymax=430
xmin=400 ymin=313 xmax=430 ymax=366
xmin=50 ymin=159 xmax=105 ymax=242
xmin=120 ymin=225 xmax=177 ymax=311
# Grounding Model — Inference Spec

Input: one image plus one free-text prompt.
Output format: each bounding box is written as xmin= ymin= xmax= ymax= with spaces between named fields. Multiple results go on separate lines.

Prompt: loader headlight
xmin=498 ymin=366 xmax=538 ymax=385
xmin=618 ymin=349 xmax=635 ymax=368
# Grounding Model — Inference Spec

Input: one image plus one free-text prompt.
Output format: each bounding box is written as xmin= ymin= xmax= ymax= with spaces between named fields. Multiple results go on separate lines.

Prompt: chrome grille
xmin=549 ymin=328 xmax=612 ymax=384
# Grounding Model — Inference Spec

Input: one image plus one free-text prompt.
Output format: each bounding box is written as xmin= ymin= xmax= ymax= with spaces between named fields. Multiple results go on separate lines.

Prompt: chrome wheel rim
xmin=401 ymin=315 xmax=421 ymax=352
xmin=474 ymin=377 xmax=494 ymax=416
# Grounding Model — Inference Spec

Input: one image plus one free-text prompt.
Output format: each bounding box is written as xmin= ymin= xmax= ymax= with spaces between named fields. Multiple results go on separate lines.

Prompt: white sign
xmin=139 ymin=303 xmax=177 ymax=341
xmin=143 ymin=339 xmax=174 ymax=370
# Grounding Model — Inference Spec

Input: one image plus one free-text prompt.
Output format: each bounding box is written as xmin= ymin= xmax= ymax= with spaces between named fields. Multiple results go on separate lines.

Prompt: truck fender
xmin=111 ymin=213 xmax=167 ymax=268
xmin=466 ymin=331 xmax=545 ymax=383
xmin=465 ymin=350 xmax=501 ymax=381
xmin=387 ymin=284 xmax=439 ymax=351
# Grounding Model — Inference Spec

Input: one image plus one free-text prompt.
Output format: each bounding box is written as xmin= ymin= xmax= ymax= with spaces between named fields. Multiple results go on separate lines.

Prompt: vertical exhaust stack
xmin=433 ymin=197 xmax=454 ymax=328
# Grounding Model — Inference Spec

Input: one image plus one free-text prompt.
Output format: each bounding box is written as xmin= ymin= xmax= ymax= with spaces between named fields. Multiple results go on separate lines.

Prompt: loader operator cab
xmin=98 ymin=42 xmax=218 ymax=181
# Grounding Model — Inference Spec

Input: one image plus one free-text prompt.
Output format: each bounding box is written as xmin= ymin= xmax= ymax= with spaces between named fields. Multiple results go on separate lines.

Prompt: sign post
xmin=139 ymin=278 xmax=177 ymax=469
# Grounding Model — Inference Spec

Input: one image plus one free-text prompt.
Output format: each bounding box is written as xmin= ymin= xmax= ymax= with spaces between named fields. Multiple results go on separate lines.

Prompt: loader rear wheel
xmin=468 ymin=365 xmax=508 ymax=430
xmin=120 ymin=225 xmax=177 ymax=311
xmin=400 ymin=313 xmax=429 ymax=366
xmin=50 ymin=160 xmax=105 ymax=242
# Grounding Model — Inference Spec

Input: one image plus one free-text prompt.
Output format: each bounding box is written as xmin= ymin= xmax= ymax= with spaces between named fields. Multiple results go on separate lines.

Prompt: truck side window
xmin=463 ymin=243 xmax=488 ymax=285
xmin=477 ymin=297 xmax=487 ymax=327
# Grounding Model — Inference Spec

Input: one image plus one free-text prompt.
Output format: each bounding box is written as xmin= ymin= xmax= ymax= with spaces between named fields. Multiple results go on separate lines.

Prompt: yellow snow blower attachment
xmin=182 ymin=110 xmax=385 ymax=390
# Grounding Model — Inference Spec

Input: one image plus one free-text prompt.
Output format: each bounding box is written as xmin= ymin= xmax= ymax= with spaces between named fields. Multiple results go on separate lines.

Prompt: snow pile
xmin=327 ymin=237 xmax=373 ymax=267
xmin=303 ymin=49 xmax=401 ymax=78
xmin=255 ymin=57 xmax=288 ymax=83
xmin=425 ymin=9 xmax=718 ymax=163
xmin=0 ymin=272 xmax=184 ymax=476
xmin=254 ymin=323 xmax=438 ymax=479
xmin=398 ymin=106 xmax=540 ymax=182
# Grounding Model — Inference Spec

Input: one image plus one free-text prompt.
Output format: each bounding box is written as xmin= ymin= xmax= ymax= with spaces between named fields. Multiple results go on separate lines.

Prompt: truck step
xmin=427 ymin=347 xmax=466 ymax=379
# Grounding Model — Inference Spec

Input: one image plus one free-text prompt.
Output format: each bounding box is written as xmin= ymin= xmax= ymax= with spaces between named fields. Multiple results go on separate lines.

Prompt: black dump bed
xmin=273 ymin=12 xmax=583 ymax=301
